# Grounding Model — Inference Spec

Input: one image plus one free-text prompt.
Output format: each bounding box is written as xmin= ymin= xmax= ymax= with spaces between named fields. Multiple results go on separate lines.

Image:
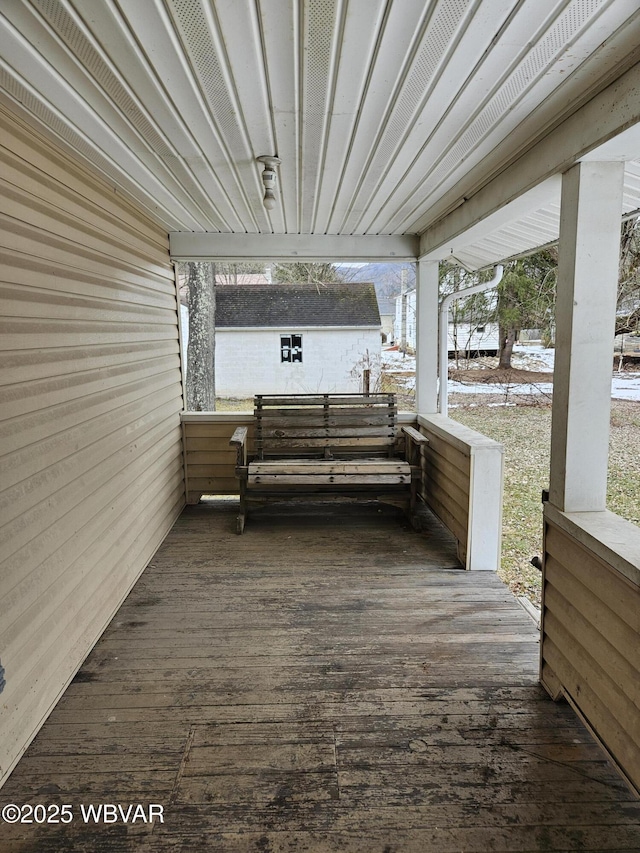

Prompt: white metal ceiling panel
xmin=309 ymin=0 xmax=388 ymax=234
xmin=37 ymin=0 xmax=244 ymax=230
xmin=167 ymin=0 xmax=270 ymax=231
xmin=1 ymin=0 xmax=639 ymax=243
xmin=338 ymin=0 xmax=473 ymax=235
xmin=299 ymin=0 xmax=340 ymax=233
xmin=255 ymin=0 xmax=300 ymax=233
xmin=373 ymin=0 xmax=640 ymax=235
xmin=324 ymin=0 xmax=441 ymax=233
xmin=1 ymin=2 xmax=205 ymax=229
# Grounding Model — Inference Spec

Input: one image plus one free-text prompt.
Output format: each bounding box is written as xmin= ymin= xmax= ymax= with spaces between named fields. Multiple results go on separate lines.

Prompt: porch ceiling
xmin=423 ymin=158 xmax=640 ymax=271
xmin=1 ymin=0 xmax=640 ymax=257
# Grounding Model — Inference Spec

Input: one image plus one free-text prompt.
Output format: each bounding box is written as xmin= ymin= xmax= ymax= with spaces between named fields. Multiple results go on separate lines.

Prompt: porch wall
xmin=0 ymin=105 xmax=185 ymax=787
xmin=541 ymin=504 xmax=640 ymax=794
xmin=183 ymin=413 xmax=254 ymax=503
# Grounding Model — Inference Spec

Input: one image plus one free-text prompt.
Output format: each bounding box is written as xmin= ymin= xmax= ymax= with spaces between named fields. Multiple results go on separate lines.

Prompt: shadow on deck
xmin=3 ymin=500 xmax=639 ymax=852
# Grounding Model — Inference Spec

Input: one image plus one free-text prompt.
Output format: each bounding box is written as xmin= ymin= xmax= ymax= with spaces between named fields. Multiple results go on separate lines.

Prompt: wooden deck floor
xmin=3 ymin=500 xmax=640 ymax=852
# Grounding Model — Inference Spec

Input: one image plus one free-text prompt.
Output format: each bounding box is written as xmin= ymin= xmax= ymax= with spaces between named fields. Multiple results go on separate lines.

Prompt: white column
xmin=415 ymin=259 xmax=439 ymax=413
xmin=549 ymin=161 xmax=625 ymax=512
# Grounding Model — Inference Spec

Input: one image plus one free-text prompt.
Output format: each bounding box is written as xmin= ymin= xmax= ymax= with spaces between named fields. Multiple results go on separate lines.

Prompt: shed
xmin=212 ymin=283 xmax=381 ymax=396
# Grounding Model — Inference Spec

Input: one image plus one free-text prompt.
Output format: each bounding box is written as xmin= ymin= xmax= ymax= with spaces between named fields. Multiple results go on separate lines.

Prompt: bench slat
xmin=248 ymin=473 xmax=412 ymax=485
xmin=260 ymin=427 xmax=395 ymax=439
xmin=259 ymin=436 xmax=396 ymax=449
xmin=255 ymin=395 xmax=394 ymax=407
xmin=256 ymin=409 xmax=395 ymax=424
xmin=250 ymin=461 xmax=410 ymax=475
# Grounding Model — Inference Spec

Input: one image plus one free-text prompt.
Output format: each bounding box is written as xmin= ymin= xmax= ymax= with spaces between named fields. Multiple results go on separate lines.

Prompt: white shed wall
xmin=0 ymin=105 xmax=185 ymax=787
xmin=215 ymin=328 xmax=381 ymax=396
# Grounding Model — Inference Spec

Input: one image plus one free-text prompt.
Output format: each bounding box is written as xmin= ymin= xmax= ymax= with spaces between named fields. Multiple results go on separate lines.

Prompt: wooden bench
xmin=229 ymin=393 xmax=427 ymax=534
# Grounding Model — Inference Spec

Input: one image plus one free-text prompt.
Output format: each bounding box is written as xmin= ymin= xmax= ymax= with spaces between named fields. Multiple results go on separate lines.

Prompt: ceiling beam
xmin=170 ymin=233 xmax=420 ymax=262
xmin=419 ymin=58 xmax=640 ymax=259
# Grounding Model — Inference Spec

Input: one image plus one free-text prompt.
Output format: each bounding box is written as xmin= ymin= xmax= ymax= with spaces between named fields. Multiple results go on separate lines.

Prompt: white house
xmin=395 ymin=289 xmax=500 ymax=355
xmin=213 ymin=283 xmax=382 ymax=397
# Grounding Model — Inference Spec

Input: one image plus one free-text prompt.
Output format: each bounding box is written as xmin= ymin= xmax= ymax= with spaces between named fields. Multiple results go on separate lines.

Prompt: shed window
xmin=281 ymin=334 xmax=302 ymax=363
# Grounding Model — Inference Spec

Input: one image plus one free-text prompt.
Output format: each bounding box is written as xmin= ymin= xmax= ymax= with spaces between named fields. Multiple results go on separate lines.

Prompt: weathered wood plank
xmin=184 ymin=422 xmax=252 ymax=439
xmin=423 ymin=446 xmax=471 ymax=496
xmin=542 ymin=637 xmax=640 ymax=775
xmin=250 ymin=460 xmax=411 ymax=474
xmin=258 ymin=435 xmax=395 ymax=448
xmin=144 ymin=825 xmax=640 ymax=853
xmin=255 ymin=394 xmax=394 ymax=407
xmin=544 ymin=579 xmax=640 ymax=702
xmin=187 ymin=476 xmax=238 ymax=493
xmin=248 ymin=473 xmax=412 ymax=485
xmin=186 ymin=435 xmax=254 ymax=452
xmin=422 ymin=430 xmax=471 ymax=471
xmin=260 ymin=425 xmax=396 ymax=437
xmin=257 ymin=409 xmax=395 ymax=424
xmin=422 ymin=490 xmax=468 ymax=546
xmin=185 ymin=450 xmax=236 ymax=465
xmin=425 ymin=463 xmax=470 ymax=514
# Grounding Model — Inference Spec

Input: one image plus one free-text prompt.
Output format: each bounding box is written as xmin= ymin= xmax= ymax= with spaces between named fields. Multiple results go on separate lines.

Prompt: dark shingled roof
xmin=215 ymin=283 xmax=381 ymax=328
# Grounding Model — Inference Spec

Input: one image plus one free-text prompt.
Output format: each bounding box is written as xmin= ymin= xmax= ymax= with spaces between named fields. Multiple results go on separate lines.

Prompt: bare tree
xmin=185 ymin=261 xmax=215 ymax=411
xmin=272 ymin=262 xmax=343 ymax=285
xmin=616 ymin=218 xmax=640 ymax=335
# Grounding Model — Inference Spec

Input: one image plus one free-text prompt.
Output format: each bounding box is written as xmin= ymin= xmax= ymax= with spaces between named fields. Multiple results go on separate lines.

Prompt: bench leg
xmin=410 ymin=479 xmax=418 ymax=515
xmin=406 ymin=481 xmax=422 ymax=530
xmin=236 ymin=479 xmax=247 ymax=535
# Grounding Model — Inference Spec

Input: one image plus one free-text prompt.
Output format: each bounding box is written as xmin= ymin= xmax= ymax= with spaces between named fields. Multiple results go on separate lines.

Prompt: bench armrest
xmin=230 ymin=426 xmax=248 ymax=471
xmin=230 ymin=426 xmax=248 ymax=447
xmin=401 ymin=425 xmax=429 ymax=445
xmin=401 ymin=425 xmax=428 ymax=470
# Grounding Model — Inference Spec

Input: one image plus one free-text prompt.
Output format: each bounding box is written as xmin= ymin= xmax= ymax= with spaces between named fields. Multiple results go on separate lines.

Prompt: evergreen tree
xmin=496 ymin=252 xmax=557 ymax=368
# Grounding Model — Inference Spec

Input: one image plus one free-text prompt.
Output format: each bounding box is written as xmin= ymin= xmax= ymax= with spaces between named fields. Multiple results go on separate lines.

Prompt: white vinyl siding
xmin=0 ymin=104 xmax=185 ymax=787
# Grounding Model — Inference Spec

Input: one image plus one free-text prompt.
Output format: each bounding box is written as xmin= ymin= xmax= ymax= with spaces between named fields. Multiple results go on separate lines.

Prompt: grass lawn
xmin=449 ymin=399 xmax=640 ymax=604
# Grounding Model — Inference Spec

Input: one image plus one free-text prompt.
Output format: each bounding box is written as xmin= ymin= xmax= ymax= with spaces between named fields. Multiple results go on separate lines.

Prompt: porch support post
xmin=549 ymin=161 xmax=625 ymax=512
xmin=415 ymin=259 xmax=439 ymax=413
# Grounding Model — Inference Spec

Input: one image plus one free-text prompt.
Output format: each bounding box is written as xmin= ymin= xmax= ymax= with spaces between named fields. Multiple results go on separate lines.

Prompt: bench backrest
xmin=254 ymin=393 xmax=399 ymax=460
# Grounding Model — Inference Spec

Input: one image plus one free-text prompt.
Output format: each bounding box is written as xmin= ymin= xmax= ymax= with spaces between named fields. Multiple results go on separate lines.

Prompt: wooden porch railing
xmin=417 ymin=414 xmax=504 ymax=571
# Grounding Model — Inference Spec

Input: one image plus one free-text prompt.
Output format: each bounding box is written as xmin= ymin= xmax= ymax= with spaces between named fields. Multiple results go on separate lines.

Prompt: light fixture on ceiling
xmin=257 ymin=155 xmax=281 ymax=210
